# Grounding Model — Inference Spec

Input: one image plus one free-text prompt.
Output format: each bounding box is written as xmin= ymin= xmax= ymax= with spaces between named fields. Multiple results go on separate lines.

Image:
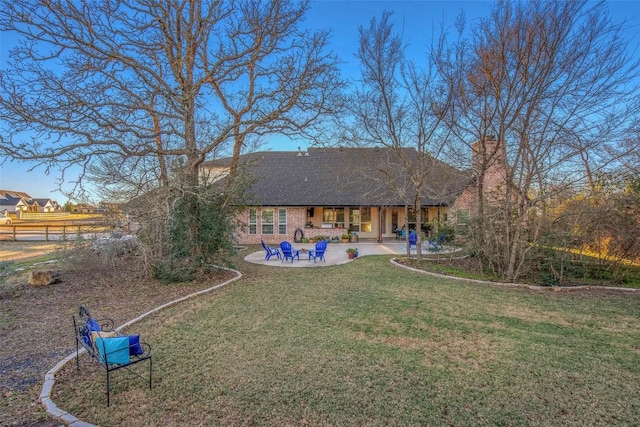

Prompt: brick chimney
xmin=471 ymin=136 xmax=506 ymax=200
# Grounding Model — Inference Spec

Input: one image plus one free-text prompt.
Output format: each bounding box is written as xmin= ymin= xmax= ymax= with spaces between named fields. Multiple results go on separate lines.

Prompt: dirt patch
xmin=0 ymin=246 xmax=234 ymax=426
xmin=0 ymin=241 xmax=62 ymax=262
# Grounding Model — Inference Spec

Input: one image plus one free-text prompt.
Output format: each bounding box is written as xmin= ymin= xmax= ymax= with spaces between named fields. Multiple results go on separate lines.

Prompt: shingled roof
xmin=205 ymin=147 xmax=471 ymax=207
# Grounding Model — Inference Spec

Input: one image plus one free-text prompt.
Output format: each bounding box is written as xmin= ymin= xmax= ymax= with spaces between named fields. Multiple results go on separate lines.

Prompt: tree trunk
xmin=415 ymin=195 xmax=423 ymax=262
xmin=404 ymin=204 xmax=411 ymax=257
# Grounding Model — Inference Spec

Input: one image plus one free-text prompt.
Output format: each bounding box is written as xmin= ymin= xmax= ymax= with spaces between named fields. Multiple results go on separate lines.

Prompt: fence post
xmin=12 ymin=225 xmax=16 ymax=241
xmin=45 ymin=225 xmax=49 ymax=241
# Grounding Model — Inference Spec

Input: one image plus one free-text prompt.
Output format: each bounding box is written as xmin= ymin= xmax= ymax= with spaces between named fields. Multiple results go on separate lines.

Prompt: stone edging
xmin=389 ymin=258 xmax=640 ymax=293
xmin=40 ymin=265 xmax=243 ymax=427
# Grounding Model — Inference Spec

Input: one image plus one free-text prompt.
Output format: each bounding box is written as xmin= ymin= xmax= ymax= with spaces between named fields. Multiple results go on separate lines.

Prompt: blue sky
xmin=1 ymin=0 xmax=638 ymax=202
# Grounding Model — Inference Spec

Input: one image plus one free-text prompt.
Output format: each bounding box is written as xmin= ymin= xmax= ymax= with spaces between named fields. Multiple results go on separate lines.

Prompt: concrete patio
xmin=244 ymin=240 xmax=453 ymax=267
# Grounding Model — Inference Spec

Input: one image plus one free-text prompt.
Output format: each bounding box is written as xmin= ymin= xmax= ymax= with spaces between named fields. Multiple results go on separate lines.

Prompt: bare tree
xmin=0 ymin=0 xmax=343 ymax=192
xmin=0 ymin=0 xmax=344 ymax=276
xmin=348 ymin=11 xmax=453 ymax=260
xmin=436 ymin=0 xmax=640 ymax=281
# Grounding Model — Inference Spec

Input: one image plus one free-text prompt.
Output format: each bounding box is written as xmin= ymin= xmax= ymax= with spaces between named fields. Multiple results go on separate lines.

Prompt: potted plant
xmin=301 ymin=237 xmax=309 ymax=243
xmin=341 ymin=233 xmax=350 ymax=243
xmin=305 ymin=221 xmax=313 ymax=228
xmin=331 ymin=236 xmax=340 ymax=243
xmin=346 ymin=247 xmax=358 ymax=259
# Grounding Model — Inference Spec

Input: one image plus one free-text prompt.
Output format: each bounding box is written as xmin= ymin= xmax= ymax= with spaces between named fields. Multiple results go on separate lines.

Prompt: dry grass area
xmin=3 ymin=244 xmax=640 ymax=426
xmin=48 ymin=255 xmax=640 ymax=426
xmin=0 ymin=243 xmax=233 ymax=426
xmin=0 ymin=241 xmax=62 ymax=263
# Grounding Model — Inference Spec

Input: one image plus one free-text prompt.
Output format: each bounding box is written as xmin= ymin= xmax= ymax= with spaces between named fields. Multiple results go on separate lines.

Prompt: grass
xmin=410 ymin=248 xmax=640 ymax=289
xmin=54 ymin=254 xmax=640 ymax=426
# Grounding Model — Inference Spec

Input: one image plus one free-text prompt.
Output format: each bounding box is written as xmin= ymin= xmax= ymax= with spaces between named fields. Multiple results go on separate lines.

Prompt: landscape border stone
xmin=390 ymin=258 xmax=640 ymax=293
xmin=39 ymin=265 xmax=243 ymax=427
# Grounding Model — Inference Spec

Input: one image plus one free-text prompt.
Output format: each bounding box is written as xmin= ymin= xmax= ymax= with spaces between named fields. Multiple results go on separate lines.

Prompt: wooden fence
xmin=0 ymin=224 xmax=110 ymax=241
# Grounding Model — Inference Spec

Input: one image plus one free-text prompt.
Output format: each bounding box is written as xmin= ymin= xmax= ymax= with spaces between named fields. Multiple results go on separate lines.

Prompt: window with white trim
xmin=248 ymin=209 xmax=257 ymax=234
xmin=262 ymin=208 xmax=274 ymax=234
xmin=278 ymin=208 xmax=287 ymax=234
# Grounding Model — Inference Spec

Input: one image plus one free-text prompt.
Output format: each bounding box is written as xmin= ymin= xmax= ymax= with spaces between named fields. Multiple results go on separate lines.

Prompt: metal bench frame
xmin=73 ymin=305 xmax=152 ymax=406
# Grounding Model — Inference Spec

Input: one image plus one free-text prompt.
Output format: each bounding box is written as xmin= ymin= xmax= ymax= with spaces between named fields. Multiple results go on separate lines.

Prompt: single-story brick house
xmin=202 ymin=145 xmax=505 ymax=245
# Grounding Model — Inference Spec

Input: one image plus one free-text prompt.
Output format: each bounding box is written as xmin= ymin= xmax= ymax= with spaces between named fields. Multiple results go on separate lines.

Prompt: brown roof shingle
xmin=205 ymin=147 xmax=471 ymax=207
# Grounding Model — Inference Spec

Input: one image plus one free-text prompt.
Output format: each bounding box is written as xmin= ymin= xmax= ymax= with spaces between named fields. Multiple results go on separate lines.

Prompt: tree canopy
xmin=0 ymin=0 xmax=344 ymax=199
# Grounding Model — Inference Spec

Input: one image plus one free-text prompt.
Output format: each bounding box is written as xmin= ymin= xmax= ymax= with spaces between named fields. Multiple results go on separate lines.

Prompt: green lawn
xmin=55 ymin=254 xmax=640 ymax=426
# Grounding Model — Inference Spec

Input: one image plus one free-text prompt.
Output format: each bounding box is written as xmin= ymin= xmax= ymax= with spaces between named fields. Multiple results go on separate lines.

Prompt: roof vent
xmin=297 ymin=146 xmax=303 ymax=156
xmin=304 ymin=152 xmax=309 ymax=156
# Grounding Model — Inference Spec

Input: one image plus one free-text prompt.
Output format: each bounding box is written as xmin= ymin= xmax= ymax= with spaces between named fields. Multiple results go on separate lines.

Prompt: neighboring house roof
xmin=0 ymin=190 xmax=58 ymax=210
xmin=0 ymin=191 xmax=28 ymax=210
xmin=29 ymin=199 xmax=54 ymax=207
xmin=0 ymin=190 xmax=31 ymax=199
xmin=204 ymin=147 xmax=471 ymax=207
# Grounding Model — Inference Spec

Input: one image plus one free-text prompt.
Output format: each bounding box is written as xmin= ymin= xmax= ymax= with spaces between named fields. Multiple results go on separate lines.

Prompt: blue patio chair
xmin=261 ymin=240 xmax=281 ymax=261
xmin=427 ymin=234 xmax=445 ymax=251
xmin=394 ymin=228 xmax=403 ymax=240
xmin=280 ymin=241 xmax=300 ymax=263
xmin=308 ymin=240 xmax=327 ymax=263
xmin=408 ymin=231 xmax=418 ymax=251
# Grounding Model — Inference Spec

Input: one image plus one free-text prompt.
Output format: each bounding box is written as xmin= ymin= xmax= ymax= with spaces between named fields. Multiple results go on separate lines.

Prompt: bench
xmin=73 ymin=305 xmax=152 ymax=406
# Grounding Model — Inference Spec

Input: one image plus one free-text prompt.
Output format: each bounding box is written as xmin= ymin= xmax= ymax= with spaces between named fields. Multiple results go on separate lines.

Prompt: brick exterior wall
xmin=452 ymin=139 xmax=507 ymax=224
xmin=235 ymin=207 xmax=348 ymax=245
xmin=236 ymin=206 xmax=368 ymax=244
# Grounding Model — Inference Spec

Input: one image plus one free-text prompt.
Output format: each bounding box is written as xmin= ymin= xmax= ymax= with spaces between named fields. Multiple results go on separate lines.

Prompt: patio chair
xmin=394 ymin=228 xmax=403 ymax=240
xmin=408 ymin=231 xmax=418 ymax=251
xmin=426 ymin=234 xmax=445 ymax=251
xmin=308 ymin=240 xmax=327 ymax=263
xmin=280 ymin=241 xmax=300 ymax=263
xmin=261 ymin=240 xmax=281 ymax=261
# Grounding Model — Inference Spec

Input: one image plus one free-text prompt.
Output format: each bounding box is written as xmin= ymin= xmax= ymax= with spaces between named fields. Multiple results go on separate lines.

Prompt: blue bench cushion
xmin=87 ymin=317 xmax=101 ymax=332
xmin=127 ymin=335 xmax=144 ymax=356
xmin=82 ymin=317 xmax=102 ymax=347
xmin=95 ymin=336 xmax=130 ymax=365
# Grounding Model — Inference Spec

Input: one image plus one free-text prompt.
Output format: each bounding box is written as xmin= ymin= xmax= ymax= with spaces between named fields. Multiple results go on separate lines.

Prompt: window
xmin=349 ymin=207 xmax=372 ymax=233
xmin=408 ymin=208 xmax=417 ymax=223
xmin=322 ymin=207 xmax=345 ymax=228
xmin=456 ymin=209 xmax=469 ymax=225
xmin=262 ymin=209 xmax=274 ymax=234
xmin=407 ymin=208 xmax=428 ymax=231
xmin=361 ymin=207 xmax=372 ymax=232
xmin=391 ymin=210 xmax=399 ymax=230
xmin=248 ymin=209 xmax=257 ymax=234
xmin=456 ymin=209 xmax=468 ymax=235
xmin=278 ymin=208 xmax=287 ymax=234
xmin=349 ymin=208 xmax=360 ymax=232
